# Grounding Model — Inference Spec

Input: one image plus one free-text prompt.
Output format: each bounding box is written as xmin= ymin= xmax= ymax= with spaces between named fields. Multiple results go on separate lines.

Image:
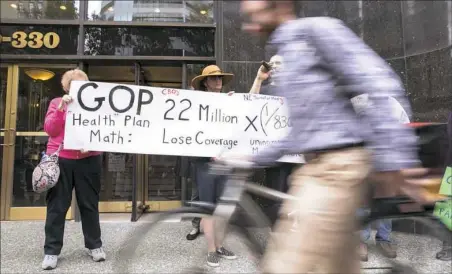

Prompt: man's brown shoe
xmin=360 ymin=243 xmax=368 ymax=262
xmin=376 ymin=241 xmax=397 ymax=258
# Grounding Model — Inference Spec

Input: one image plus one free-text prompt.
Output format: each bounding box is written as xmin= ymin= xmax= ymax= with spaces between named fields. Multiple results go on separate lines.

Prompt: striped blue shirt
xmin=252 ymin=17 xmax=420 ymax=172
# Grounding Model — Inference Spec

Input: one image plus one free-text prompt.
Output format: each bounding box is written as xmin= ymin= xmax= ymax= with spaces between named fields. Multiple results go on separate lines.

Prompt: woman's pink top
xmin=44 ymin=97 xmax=101 ymax=160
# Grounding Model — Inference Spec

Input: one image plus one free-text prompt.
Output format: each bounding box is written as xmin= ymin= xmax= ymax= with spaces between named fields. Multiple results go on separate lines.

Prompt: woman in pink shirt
xmin=41 ymin=69 xmax=105 ymax=270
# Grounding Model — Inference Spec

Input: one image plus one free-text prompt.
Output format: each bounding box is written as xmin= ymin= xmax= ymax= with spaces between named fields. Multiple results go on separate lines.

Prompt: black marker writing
xmin=77 ymin=83 xmax=153 ymax=115
xmin=90 ymin=129 xmax=124 ymax=144
xmin=274 ymin=115 xmax=292 ymax=129
xmin=124 ymin=115 xmax=150 ymax=128
xmin=72 ymin=113 xmax=116 ymax=127
xmin=162 ymin=128 xmax=238 ymax=149
xmin=199 ymin=104 xmax=238 ymax=124
xmin=108 ymin=85 xmax=135 ymax=113
xmin=164 ymin=98 xmax=192 ymax=121
xmin=245 ymin=116 xmax=258 ymax=132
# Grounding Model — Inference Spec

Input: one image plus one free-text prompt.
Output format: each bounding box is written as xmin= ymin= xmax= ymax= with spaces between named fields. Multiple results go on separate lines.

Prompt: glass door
xmin=132 ymin=63 xmax=148 ymax=221
xmin=6 ymin=65 xmax=77 ymax=220
xmin=0 ymin=65 xmax=78 ymax=220
xmin=141 ymin=63 xmax=185 ymax=213
xmin=86 ymin=64 xmax=144 ymax=215
xmin=137 ymin=62 xmax=212 ymax=215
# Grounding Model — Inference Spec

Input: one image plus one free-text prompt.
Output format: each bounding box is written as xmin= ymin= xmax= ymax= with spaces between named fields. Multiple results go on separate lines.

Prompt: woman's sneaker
xmin=216 ymin=246 xmax=237 ymax=260
xmin=206 ymin=252 xmax=220 ymax=267
xmin=88 ymin=247 xmax=106 ymax=262
xmin=41 ymin=255 xmax=58 ymax=270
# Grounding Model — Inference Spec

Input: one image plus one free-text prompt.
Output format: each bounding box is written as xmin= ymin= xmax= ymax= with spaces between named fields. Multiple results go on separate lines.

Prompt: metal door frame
xmin=0 ymin=64 xmax=17 ymax=220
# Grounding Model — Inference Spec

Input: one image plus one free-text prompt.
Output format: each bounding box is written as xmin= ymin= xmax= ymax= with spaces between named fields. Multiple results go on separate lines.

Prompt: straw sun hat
xmin=191 ymin=65 xmax=234 ymax=91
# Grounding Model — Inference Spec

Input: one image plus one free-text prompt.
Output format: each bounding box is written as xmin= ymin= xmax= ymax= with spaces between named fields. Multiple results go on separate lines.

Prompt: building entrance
xmin=0 ymin=62 xmax=211 ymax=221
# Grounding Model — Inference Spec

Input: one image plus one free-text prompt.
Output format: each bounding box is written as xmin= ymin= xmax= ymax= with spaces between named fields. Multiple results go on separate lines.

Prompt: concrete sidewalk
xmin=1 ymin=216 xmax=450 ymax=273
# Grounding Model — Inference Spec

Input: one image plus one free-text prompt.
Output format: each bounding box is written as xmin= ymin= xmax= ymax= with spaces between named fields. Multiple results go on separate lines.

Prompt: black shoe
xmin=436 ymin=246 xmax=452 ymax=261
xmin=186 ymin=227 xmax=200 ymax=241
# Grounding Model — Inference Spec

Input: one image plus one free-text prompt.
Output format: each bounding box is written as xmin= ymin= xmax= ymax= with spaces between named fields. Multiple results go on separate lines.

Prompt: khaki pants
xmin=261 ymin=147 xmax=371 ymax=274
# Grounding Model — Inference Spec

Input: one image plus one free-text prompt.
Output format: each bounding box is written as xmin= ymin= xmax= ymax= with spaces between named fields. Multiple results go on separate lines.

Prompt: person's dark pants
xmin=195 ymin=161 xmax=226 ymax=203
xmin=191 ymin=161 xmax=225 ymax=230
xmin=263 ymin=163 xmax=296 ymax=226
xmin=44 ymin=155 xmax=102 ymax=255
xmin=191 ymin=179 xmax=201 ymax=229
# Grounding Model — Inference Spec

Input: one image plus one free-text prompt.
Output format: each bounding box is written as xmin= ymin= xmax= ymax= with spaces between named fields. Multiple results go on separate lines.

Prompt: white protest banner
xmin=64 ymin=81 xmax=304 ymax=163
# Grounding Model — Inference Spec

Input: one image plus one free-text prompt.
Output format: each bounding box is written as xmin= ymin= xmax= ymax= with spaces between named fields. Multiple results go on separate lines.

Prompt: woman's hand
xmin=58 ymin=95 xmax=73 ymax=111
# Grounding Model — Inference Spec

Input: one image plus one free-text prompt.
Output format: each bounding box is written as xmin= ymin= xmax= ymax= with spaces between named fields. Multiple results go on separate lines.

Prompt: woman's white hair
xmin=61 ymin=68 xmax=88 ymax=92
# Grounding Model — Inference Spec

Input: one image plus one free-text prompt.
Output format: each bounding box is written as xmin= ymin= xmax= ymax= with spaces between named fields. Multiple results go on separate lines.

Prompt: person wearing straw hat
xmin=188 ymin=65 xmax=237 ymax=267
xmin=191 ymin=65 xmax=234 ymax=92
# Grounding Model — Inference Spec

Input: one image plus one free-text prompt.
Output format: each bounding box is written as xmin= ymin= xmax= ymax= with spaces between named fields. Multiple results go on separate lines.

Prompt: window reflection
xmin=17 ymin=67 xmax=74 ymax=132
xmin=1 ymin=0 xmax=80 ymax=20
xmin=87 ymin=65 xmax=136 ymax=83
xmin=84 ymin=26 xmax=215 ymax=56
xmin=148 ymin=155 xmax=181 ymax=201
xmin=187 ymin=63 xmax=210 ymax=88
xmin=142 ymin=65 xmax=182 ymax=87
xmin=12 ymin=136 xmax=48 ymax=207
xmin=87 ymin=0 xmax=214 ymax=23
xmin=100 ymin=153 xmax=134 ymax=201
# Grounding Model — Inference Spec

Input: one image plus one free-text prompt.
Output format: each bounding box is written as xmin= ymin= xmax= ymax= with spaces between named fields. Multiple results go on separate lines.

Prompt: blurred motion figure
xmin=238 ymin=1 xmax=426 ymax=273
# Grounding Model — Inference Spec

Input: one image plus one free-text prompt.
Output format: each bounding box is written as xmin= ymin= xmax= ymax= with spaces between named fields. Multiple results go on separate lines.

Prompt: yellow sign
xmin=0 ymin=31 xmax=60 ymax=49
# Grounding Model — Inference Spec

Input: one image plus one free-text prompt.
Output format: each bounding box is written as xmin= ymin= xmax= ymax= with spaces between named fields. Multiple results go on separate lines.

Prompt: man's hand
xmin=256 ymin=65 xmax=270 ymax=81
xmin=371 ymin=171 xmax=405 ymax=197
xmin=58 ymin=95 xmax=73 ymax=111
xmin=401 ymin=168 xmax=444 ymax=203
xmin=372 ymin=168 xmax=443 ymax=204
xmin=214 ymin=154 xmax=254 ymax=169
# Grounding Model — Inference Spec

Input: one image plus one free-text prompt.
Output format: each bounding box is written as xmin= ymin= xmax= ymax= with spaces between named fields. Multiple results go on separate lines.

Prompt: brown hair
xmin=61 ymin=68 xmax=88 ymax=92
xmin=200 ymin=78 xmax=208 ymax=91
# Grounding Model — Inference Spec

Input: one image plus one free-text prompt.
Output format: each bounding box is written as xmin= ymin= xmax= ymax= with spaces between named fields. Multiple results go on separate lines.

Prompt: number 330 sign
xmin=0 ymin=31 xmax=60 ymax=49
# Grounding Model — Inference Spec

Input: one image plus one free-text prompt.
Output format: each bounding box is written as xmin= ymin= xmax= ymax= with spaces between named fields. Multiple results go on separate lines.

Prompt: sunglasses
xmin=207 ymin=75 xmax=224 ymax=80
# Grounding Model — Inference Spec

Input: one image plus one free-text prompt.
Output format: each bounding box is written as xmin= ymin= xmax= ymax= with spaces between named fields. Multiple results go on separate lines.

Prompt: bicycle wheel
xmin=114 ymin=206 xmax=214 ymax=273
xmin=390 ymin=215 xmax=450 ymax=274
xmin=364 ymin=214 xmax=451 ymax=274
xmin=114 ymin=205 xmax=267 ymax=273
